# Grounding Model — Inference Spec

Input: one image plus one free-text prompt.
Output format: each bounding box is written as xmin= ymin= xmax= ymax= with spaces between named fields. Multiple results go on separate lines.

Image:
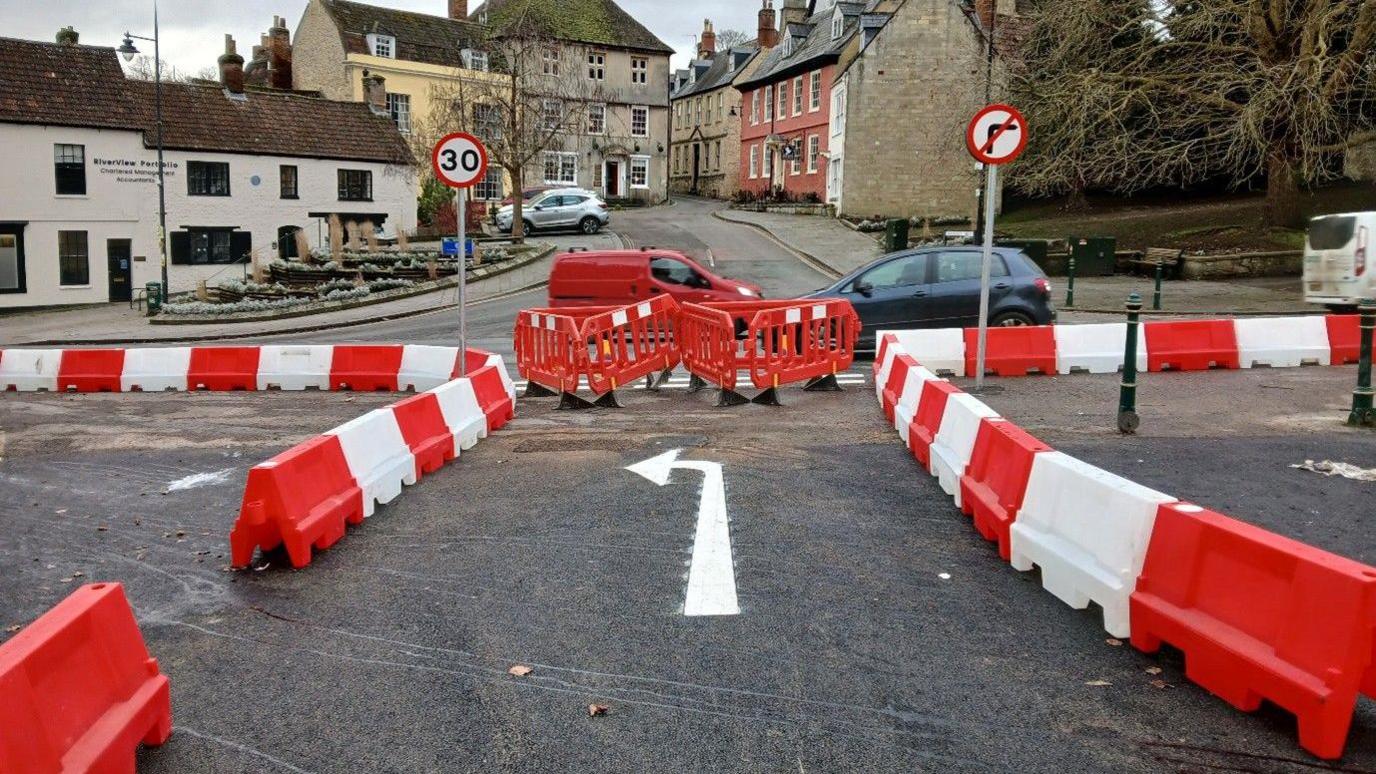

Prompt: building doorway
xmin=691 ymin=144 xmax=702 ymax=194
xmin=604 ymin=160 xmax=622 ymax=198
xmin=278 ymin=226 xmax=301 ymax=259
xmin=106 ymin=239 xmax=132 ymax=302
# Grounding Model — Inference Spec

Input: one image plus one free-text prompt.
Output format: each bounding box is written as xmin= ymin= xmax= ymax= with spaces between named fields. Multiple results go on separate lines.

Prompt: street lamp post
xmin=118 ymin=0 xmax=170 ymax=306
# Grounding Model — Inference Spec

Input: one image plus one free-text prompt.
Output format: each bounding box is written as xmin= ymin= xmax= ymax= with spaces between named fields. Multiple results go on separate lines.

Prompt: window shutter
xmin=230 ymin=231 xmax=253 ymax=264
xmin=169 ymin=231 xmax=191 ymax=265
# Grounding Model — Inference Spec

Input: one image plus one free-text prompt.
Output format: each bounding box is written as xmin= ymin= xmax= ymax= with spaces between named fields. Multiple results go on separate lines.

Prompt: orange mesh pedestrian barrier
xmin=582 ymin=295 xmax=681 ymax=405
xmin=513 ymin=307 xmax=604 ymax=396
xmin=680 ymin=299 xmax=861 ymax=406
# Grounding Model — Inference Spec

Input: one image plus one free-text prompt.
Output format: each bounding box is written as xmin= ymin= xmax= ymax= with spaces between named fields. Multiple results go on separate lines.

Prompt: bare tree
xmin=122 ymin=55 xmax=195 ymax=83
xmin=714 ymin=28 xmax=752 ymax=52
xmin=1012 ymin=0 xmax=1376 ymax=227
xmin=412 ymin=7 xmax=607 ymax=242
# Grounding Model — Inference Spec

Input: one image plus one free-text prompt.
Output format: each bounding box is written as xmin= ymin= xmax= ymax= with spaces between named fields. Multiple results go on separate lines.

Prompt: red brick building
xmin=735 ymin=0 xmax=844 ymax=202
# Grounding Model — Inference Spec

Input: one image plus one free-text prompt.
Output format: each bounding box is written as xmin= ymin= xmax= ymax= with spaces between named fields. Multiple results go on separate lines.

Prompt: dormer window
xmin=462 ymin=48 xmax=489 ymax=71
xmin=783 ymin=36 xmax=794 ymax=56
xmin=832 ymin=10 xmax=844 ymax=39
xmin=368 ymin=34 xmax=395 ymax=58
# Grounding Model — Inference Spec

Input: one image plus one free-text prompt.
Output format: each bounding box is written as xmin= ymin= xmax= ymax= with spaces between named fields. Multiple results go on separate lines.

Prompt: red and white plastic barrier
xmin=230 ymin=350 xmax=514 ymax=569
xmin=0 ymin=344 xmax=482 ymax=394
xmin=880 ymin=314 xmax=1359 ymax=379
xmin=876 ymin=331 xmax=1376 ymax=760
xmin=0 ymin=583 xmax=172 ymax=770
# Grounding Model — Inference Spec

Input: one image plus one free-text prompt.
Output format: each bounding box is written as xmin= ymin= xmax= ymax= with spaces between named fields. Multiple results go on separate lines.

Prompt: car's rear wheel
xmin=991 ymin=310 xmax=1035 ymax=327
xmin=580 ymin=216 xmax=602 ymax=235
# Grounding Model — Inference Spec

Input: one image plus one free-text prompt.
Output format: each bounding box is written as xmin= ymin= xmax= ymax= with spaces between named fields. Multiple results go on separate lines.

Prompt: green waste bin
xmin=1068 ymin=236 xmax=1117 ymax=276
xmin=145 ymin=282 xmax=163 ymax=315
xmin=997 ymin=239 xmax=1051 ymax=273
xmin=883 ymin=219 xmax=910 ymax=253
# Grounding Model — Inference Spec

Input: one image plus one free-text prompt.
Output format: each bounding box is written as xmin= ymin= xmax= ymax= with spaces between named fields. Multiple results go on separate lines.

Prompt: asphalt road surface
xmin=2 ymin=201 xmax=1375 ymax=772
xmin=261 ymin=196 xmax=835 ymax=361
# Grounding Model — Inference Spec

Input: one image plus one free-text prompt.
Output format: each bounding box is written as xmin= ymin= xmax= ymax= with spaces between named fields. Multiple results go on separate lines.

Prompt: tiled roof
xmin=672 ymin=46 xmax=761 ymax=100
xmin=0 ymin=37 xmax=146 ymax=132
xmin=320 ymin=0 xmax=487 ymax=68
xmin=736 ymin=5 xmax=863 ymax=89
xmin=0 ymin=37 xmax=414 ymax=165
xmin=473 ymin=0 xmax=674 ymax=54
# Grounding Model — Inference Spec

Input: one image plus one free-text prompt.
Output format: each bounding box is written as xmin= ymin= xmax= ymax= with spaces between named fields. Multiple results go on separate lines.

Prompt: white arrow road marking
xmin=626 ymin=449 xmax=739 ymax=616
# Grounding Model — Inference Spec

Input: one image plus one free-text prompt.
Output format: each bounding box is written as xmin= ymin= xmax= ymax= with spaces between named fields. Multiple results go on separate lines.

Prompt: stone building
xmin=828 ymin=0 xmax=1019 ymax=221
xmin=668 ymin=21 xmax=761 ymax=199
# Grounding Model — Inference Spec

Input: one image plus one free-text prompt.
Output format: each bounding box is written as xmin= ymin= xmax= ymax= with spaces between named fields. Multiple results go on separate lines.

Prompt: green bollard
xmin=1348 ymin=299 xmax=1376 ymax=428
xmin=1153 ymin=261 xmax=1164 ymax=311
xmin=1066 ymin=255 xmax=1076 ymax=308
xmin=1118 ymin=292 xmax=1142 ymax=434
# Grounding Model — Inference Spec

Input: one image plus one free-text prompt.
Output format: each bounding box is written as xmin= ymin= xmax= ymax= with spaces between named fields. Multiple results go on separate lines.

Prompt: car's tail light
xmin=1357 ymin=226 xmax=1368 ymax=277
xmin=1034 ymin=277 xmax=1052 ymax=296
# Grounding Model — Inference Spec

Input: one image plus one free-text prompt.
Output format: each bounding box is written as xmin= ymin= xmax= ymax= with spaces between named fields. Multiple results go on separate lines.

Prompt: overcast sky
xmin=2 ymin=0 xmax=762 ymax=76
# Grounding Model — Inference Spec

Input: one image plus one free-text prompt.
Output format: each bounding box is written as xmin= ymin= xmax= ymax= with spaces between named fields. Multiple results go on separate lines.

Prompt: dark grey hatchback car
xmin=807 ymin=246 xmax=1056 ymax=351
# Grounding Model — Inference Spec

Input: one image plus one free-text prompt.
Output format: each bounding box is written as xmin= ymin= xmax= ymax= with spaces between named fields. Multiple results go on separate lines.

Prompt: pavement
xmin=2 ymin=197 xmax=1374 ymax=772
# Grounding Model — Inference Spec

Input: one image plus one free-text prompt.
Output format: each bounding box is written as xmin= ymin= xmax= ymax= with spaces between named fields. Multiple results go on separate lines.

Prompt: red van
xmin=547 ymin=249 xmax=764 ymax=307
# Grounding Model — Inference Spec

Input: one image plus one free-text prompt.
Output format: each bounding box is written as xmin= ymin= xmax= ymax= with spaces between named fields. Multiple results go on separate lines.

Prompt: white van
xmin=1304 ymin=212 xmax=1373 ymax=311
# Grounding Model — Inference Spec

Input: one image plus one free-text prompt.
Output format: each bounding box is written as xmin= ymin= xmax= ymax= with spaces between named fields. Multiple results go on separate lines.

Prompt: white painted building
xmin=0 ymin=34 xmax=416 ymax=310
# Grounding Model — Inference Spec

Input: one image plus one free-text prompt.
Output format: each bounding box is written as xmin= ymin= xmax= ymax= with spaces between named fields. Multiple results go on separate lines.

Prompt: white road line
xmin=626 ymin=450 xmax=739 ymax=617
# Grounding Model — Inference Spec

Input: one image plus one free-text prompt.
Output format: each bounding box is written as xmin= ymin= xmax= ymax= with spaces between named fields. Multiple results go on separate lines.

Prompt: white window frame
xmin=764 ymin=85 xmax=773 ymax=120
xmin=629 ymin=155 xmax=650 ymax=189
xmin=631 ymin=56 xmax=648 ymax=84
xmin=790 ymin=143 xmax=801 ymax=176
xmin=541 ymin=99 xmax=562 ymax=131
xmin=588 ymin=50 xmax=606 ymax=80
xmin=462 ymin=49 xmax=489 ymax=72
xmin=386 ymin=93 xmax=411 ymax=134
xmin=831 ymin=85 xmax=847 ymax=136
xmin=542 ymin=47 xmax=560 ymax=76
xmin=749 ymin=145 xmax=758 ymax=178
xmin=810 ymin=71 xmax=822 ymax=111
xmin=717 ymin=92 xmax=724 ymax=122
xmin=543 ymin=151 xmax=578 ymax=185
xmin=368 ymin=34 xmax=395 ymax=58
xmin=631 ymin=105 xmax=649 ymax=138
xmin=807 ymin=134 xmax=820 ymax=173
xmin=832 ymin=10 xmax=844 ymax=40
xmin=751 ymin=91 xmax=760 ymax=125
xmin=793 ymin=76 xmax=803 ymax=116
xmin=587 ymin=103 xmax=606 ymax=134
xmin=695 ymin=97 xmax=703 ymax=125
xmin=764 ymin=145 xmax=773 ymax=178
xmin=777 ymin=82 xmax=787 ymax=119
xmin=474 ymin=167 xmax=503 ymax=201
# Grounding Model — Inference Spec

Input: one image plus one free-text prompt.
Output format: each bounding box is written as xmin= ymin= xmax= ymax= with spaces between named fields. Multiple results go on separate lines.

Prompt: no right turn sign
xmin=966 ymin=104 xmax=1027 ymax=166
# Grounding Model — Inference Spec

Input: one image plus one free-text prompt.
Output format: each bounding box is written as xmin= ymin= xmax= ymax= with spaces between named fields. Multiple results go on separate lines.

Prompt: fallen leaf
xmin=1150 ymin=679 xmax=1169 ymax=689
xmin=1145 ymin=667 xmax=1162 ymax=675
xmin=54 ymin=509 xmax=67 ymax=515
xmin=72 ymin=572 xmax=83 ymax=578
xmin=1105 ymin=638 xmax=1123 ymax=647
xmin=508 ymin=665 xmax=533 ymax=677
xmin=1085 ymin=680 xmax=1112 ymax=687
xmin=587 ymin=704 xmax=609 ymax=717
xmin=937 ymin=572 xmax=951 ymax=580
xmin=96 ymin=525 xmax=109 ymax=532
xmin=5 ymin=625 xmax=20 ymax=633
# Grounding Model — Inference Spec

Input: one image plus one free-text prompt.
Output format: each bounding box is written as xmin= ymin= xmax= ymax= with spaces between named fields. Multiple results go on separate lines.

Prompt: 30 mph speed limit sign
xmin=432 ymin=132 xmax=489 ymax=188
xmin=966 ymin=104 xmax=1027 ymax=166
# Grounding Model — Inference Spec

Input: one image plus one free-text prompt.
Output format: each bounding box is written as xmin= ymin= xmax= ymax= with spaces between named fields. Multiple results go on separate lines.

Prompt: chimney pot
xmin=218 ymin=34 xmax=246 ymax=94
xmin=266 ymin=13 xmax=294 ymax=89
xmin=758 ymin=0 xmax=778 ymax=49
xmin=55 ymin=26 xmax=79 ymax=46
xmin=448 ymin=0 xmax=468 ymax=19
xmin=698 ymin=18 xmax=716 ymax=59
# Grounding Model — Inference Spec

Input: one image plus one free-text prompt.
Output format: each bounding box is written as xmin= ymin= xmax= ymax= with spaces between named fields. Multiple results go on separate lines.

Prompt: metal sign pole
xmin=457 ymin=185 xmax=467 ymax=378
xmin=975 ymin=163 xmax=998 ymax=392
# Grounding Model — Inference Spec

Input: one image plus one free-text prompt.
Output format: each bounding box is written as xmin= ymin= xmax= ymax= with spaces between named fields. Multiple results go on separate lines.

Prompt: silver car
xmin=495 ymin=189 xmax=609 ymax=235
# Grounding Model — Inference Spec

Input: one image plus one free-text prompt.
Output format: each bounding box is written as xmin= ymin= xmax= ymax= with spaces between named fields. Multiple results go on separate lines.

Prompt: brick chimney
xmin=362 ymin=71 xmax=388 ymax=115
xmin=55 ymin=26 xmax=79 ymax=46
xmin=449 ymin=0 xmax=468 ymax=19
xmin=780 ymin=0 xmax=807 ymax=30
xmin=758 ymin=0 xmax=778 ymax=50
xmin=267 ymin=14 xmax=293 ymax=90
xmin=698 ymin=19 xmax=716 ymax=60
xmin=219 ymin=35 xmax=245 ymax=94
xmin=974 ymin=0 xmax=1016 ymax=29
